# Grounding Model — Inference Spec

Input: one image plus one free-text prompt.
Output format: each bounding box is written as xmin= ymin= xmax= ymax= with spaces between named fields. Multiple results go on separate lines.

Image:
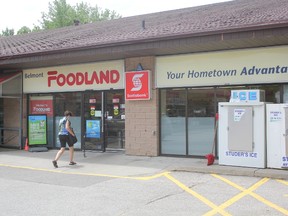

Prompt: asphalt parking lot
xmin=0 ymin=149 xmax=287 ymax=215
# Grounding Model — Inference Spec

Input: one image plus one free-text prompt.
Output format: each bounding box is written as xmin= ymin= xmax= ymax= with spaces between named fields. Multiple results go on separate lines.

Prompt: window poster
xmin=86 ymin=120 xmax=101 ymax=138
xmin=30 ymin=96 xmax=53 ymax=117
xmin=28 ymin=115 xmax=48 ymax=145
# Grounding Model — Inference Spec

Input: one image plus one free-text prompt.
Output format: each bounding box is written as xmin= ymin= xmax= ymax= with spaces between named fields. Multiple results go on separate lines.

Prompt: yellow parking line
xmin=203 ymin=175 xmax=269 ymax=216
xmin=277 ymin=179 xmax=288 ymax=186
xmin=0 ymin=163 xmax=169 ymax=180
xmin=1 ymin=163 xmax=287 ymax=215
xmin=211 ymin=174 xmax=288 ymax=215
xmin=164 ymin=173 xmax=231 ymax=216
xmin=277 ymin=180 xmax=288 ymax=198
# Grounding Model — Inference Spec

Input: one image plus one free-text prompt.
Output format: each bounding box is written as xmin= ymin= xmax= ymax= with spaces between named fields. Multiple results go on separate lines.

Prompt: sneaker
xmin=52 ymin=160 xmax=58 ymax=168
xmin=69 ymin=161 xmax=77 ymax=165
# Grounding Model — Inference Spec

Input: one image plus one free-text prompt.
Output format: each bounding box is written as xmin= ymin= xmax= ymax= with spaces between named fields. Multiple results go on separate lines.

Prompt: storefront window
xmin=160 ymin=89 xmax=186 ymax=155
xmin=29 ymin=95 xmax=54 ymax=148
xmin=187 ymin=88 xmax=215 ymax=156
xmin=54 ymin=92 xmax=82 ymax=149
xmin=284 ymin=84 xmax=288 ymax=103
xmin=160 ymin=84 xmax=282 ymax=157
xmin=54 ymin=92 xmax=82 ymax=117
xmin=258 ymin=85 xmax=281 ymax=103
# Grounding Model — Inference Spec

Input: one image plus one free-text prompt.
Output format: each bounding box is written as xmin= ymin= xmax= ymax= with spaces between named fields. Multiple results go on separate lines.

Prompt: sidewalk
xmin=0 ymin=148 xmax=287 ymax=180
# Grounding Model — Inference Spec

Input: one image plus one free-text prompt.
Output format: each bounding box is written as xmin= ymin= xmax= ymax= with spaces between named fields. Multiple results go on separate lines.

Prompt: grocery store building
xmin=0 ymin=0 xmax=288 ymax=158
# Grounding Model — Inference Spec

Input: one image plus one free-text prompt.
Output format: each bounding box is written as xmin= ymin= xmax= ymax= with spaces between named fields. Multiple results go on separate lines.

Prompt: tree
xmin=0 ymin=0 xmax=121 ymax=35
xmin=17 ymin=26 xmax=32 ymax=35
xmin=1 ymin=27 xmax=14 ymax=36
xmin=74 ymin=3 xmax=120 ymax=23
xmin=41 ymin=0 xmax=76 ymax=29
xmin=74 ymin=2 xmax=94 ymax=24
xmin=32 ymin=25 xmax=42 ymax=32
xmin=41 ymin=0 xmax=121 ymax=30
xmin=98 ymin=8 xmax=120 ymax=21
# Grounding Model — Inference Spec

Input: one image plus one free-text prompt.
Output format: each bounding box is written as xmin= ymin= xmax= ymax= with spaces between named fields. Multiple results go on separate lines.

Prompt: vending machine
xmin=218 ymin=90 xmax=267 ymax=168
xmin=266 ymin=104 xmax=288 ymax=169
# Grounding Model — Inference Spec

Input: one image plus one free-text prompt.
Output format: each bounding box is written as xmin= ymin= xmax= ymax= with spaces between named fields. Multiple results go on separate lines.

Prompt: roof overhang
xmin=1 ymin=25 xmax=288 ymax=71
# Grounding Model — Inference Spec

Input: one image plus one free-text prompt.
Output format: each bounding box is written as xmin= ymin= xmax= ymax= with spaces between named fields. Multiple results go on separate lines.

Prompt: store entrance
xmin=83 ymin=90 xmax=125 ymax=151
xmin=104 ymin=91 xmax=125 ymax=149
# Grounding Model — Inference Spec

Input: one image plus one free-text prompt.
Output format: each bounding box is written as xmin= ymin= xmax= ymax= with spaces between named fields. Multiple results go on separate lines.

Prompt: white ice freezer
xmin=218 ymin=102 xmax=267 ymax=168
xmin=266 ymin=104 xmax=288 ymax=169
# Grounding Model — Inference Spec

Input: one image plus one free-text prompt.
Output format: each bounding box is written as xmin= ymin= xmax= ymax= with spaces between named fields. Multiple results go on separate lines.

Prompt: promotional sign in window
xmin=28 ymin=115 xmax=48 ymax=145
xmin=30 ymin=96 xmax=53 ymax=117
xmin=86 ymin=120 xmax=100 ymax=138
xmin=90 ymin=106 xmax=95 ymax=117
xmin=125 ymin=70 xmax=151 ymax=100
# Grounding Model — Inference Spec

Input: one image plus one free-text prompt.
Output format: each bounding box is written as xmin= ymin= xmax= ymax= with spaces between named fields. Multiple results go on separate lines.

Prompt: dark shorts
xmin=58 ymin=134 xmax=74 ymax=147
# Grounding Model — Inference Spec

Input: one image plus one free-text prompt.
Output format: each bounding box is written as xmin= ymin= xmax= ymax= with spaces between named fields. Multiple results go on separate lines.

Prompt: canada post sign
xmin=125 ymin=71 xmax=151 ymax=100
xmin=23 ymin=60 xmax=124 ymax=93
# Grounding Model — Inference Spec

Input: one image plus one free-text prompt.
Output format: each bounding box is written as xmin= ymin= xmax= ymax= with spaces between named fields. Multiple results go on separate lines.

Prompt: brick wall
xmin=125 ymin=56 xmax=159 ymax=156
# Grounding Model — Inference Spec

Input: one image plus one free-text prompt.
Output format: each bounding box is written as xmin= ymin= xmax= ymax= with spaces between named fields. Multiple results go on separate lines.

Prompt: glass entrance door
xmin=83 ymin=91 xmax=105 ymax=151
xmin=104 ymin=91 xmax=125 ymax=149
xmin=83 ymin=90 xmax=125 ymax=151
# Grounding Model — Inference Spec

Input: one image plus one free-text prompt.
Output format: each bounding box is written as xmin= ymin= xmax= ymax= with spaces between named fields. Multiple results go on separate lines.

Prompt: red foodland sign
xmin=125 ymin=71 xmax=151 ymax=100
xmin=47 ymin=70 xmax=120 ymax=87
xmin=30 ymin=99 xmax=53 ymax=117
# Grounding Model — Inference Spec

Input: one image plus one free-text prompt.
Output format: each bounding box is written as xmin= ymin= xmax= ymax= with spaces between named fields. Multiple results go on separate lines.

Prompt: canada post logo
xmin=125 ymin=71 xmax=150 ymax=100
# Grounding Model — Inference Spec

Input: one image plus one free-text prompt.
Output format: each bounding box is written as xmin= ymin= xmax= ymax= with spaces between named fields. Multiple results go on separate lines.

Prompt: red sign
xmin=30 ymin=99 xmax=53 ymax=117
xmin=89 ymin=99 xmax=96 ymax=103
xmin=125 ymin=71 xmax=151 ymax=100
xmin=47 ymin=70 xmax=120 ymax=87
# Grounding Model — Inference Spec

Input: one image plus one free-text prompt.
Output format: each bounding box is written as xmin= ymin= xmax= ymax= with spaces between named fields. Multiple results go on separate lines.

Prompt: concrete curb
xmin=0 ymin=148 xmax=287 ymax=180
xmin=172 ymin=165 xmax=288 ymax=180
